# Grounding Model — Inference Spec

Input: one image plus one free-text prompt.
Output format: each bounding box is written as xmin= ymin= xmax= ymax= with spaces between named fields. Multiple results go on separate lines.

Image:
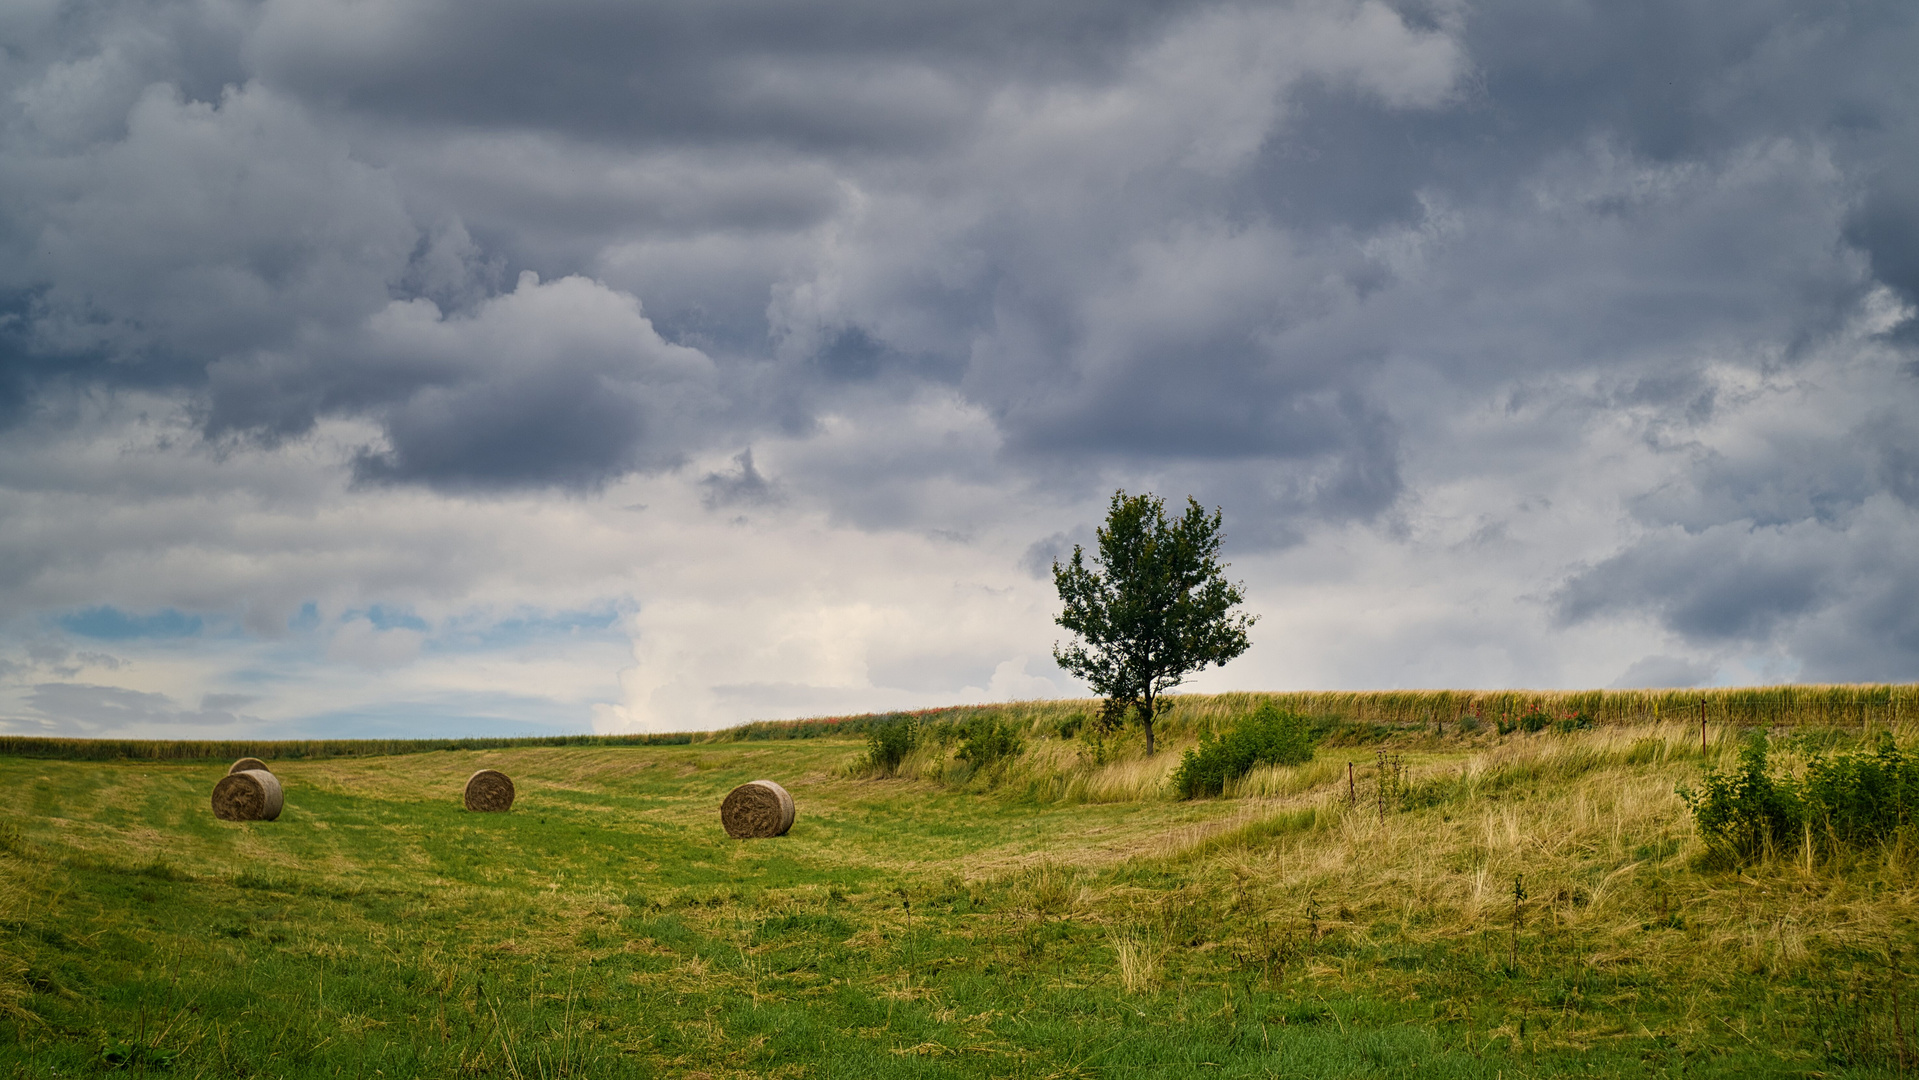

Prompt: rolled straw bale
xmin=211 ymin=769 xmax=283 ymax=822
xmin=720 ymin=779 xmax=795 ymax=838
xmin=228 ymin=757 xmax=270 ymax=775
xmin=463 ymin=769 xmax=515 ymax=812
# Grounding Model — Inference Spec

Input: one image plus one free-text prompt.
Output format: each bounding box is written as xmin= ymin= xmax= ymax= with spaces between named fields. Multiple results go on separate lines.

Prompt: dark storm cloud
xmin=1554 ymin=499 xmax=1919 ymax=683
xmin=244 ymin=0 xmax=1172 ymax=148
xmin=1555 ymin=523 xmax=1835 ymax=643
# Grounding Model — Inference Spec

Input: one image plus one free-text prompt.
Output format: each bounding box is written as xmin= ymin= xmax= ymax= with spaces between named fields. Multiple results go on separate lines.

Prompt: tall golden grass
xmin=839 ymin=685 xmax=1918 ymax=807
xmin=808 ymin=684 xmax=1918 ymax=750
xmin=6 ymin=683 xmax=1909 ymax=764
xmin=1139 ymin=683 xmax=1919 ymax=732
xmin=1119 ymin=719 xmax=1919 ymax=998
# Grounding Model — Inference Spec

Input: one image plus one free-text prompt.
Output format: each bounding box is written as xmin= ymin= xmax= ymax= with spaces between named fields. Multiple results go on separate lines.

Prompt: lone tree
xmin=1052 ymin=490 xmax=1256 ymax=757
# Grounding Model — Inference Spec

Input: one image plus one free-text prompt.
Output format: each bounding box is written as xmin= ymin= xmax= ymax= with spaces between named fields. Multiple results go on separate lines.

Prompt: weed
xmin=861 ymin=717 xmax=920 ymax=775
xmin=1508 ymin=875 xmax=1526 ymax=972
xmin=954 ymin=717 xmax=1024 ymax=771
xmin=1681 ymin=729 xmax=1919 ymax=862
xmin=1172 ymin=704 xmax=1317 ymax=799
xmin=1554 ymin=712 xmax=1596 ymax=734
xmin=1109 ymin=927 xmax=1164 ymax=993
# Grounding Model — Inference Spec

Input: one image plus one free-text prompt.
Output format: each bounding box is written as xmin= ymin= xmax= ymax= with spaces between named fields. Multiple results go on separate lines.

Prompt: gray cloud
xmin=1611 ymin=656 xmax=1717 ymax=691
xmin=3 ymin=0 xmax=1919 ymax=725
xmin=4 ymin=683 xmax=255 ymax=735
xmin=700 ymin=448 xmax=781 ymax=510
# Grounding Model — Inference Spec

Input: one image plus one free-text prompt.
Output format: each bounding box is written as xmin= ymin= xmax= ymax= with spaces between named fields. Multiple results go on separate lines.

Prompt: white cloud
xmin=326 ymin=617 xmax=424 ymax=669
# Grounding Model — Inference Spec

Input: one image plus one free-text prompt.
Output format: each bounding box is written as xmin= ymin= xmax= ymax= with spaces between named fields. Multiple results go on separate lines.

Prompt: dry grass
xmin=1144 ymin=720 xmax=1919 ymax=1005
xmin=1227 ymin=757 xmax=1350 ymax=800
xmin=0 ymin=825 xmax=48 ymax=1027
xmin=1108 ymin=927 xmax=1165 ymax=993
xmin=838 ymin=685 xmax=1919 ymax=814
xmin=6 ymin=720 xmax=1918 ymax=1076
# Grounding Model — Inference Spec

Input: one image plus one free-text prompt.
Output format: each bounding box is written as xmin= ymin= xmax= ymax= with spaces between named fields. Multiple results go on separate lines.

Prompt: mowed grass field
xmin=3 ymin=719 xmax=1918 ymax=1078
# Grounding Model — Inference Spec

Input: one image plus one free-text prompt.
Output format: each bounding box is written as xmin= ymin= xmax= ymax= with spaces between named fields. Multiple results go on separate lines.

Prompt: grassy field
xmin=3 ymin=706 xmax=1918 ymax=1078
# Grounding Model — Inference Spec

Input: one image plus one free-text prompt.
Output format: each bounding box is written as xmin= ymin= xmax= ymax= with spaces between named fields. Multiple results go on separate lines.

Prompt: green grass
xmin=3 ymin=720 xmax=1918 ymax=1078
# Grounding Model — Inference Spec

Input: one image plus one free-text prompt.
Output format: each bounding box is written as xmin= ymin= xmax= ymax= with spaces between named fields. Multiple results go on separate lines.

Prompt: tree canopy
xmin=1052 ymin=490 xmax=1256 ymax=756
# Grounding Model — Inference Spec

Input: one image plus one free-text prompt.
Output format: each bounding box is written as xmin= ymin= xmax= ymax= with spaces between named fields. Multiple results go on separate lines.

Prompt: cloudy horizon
xmin=3 ymin=0 xmax=1916 ymax=738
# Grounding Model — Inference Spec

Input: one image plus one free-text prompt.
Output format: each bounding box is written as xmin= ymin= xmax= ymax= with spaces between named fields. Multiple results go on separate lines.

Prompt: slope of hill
xmin=2 ymin=707 xmax=1915 ymax=1077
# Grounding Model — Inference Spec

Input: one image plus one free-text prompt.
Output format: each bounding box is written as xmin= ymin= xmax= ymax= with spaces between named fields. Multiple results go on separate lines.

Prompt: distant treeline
xmin=4 ymin=684 xmax=1915 ymax=762
xmin=0 ymin=731 xmax=694 ymax=763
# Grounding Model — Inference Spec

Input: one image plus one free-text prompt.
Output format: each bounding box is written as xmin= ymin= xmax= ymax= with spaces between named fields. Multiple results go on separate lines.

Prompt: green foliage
xmin=1680 ymin=733 xmax=1803 ymax=861
xmin=1052 ymin=490 xmax=1256 ymax=756
xmin=1681 ymin=731 xmax=1919 ymax=862
xmin=1501 ymin=711 xmax=1593 ymax=736
xmin=1172 ymin=704 xmax=1318 ymax=799
xmin=1799 ymin=732 xmax=1919 ymax=849
xmin=728 ymin=710 xmax=937 ymax=742
xmin=862 ymin=717 xmax=920 ymax=774
xmin=955 ymin=717 xmax=1025 ymax=769
xmin=1553 ymin=712 xmax=1596 ymax=734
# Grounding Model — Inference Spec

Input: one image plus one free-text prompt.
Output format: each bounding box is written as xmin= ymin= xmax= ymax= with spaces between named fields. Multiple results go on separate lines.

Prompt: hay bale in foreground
xmin=228 ymin=757 xmax=270 ymax=775
xmin=211 ymin=769 xmax=283 ymax=821
xmin=463 ymin=769 xmax=515 ymax=812
xmin=721 ymin=779 xmax=795 ymax=838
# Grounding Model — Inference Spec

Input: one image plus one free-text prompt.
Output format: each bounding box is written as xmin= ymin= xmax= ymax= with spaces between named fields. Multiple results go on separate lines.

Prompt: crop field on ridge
xmin=2 ymin=689 xmax=1918 ymax=1079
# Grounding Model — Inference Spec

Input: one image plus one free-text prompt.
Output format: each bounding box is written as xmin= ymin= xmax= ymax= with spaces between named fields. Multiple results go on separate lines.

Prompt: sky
xmin=2 ymin=0 xmax=1917 ymax=738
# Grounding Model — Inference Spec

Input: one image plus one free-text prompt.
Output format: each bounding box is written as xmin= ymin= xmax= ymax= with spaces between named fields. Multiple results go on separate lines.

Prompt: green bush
xmin=1680 ymin=732 xmax=1801 ymax=861
xmin=864 ymin=718 xmax=920 ymax=775
xmin=955 ymin=718 xmax=1025 ymax=769
xmin=1799 ymin=732 xmax=1919 ymax=850
xmin=1680 ymin=731 xmax=1919 ymax=862
xmin=1172 ymin=704 xmax=1317 ymax=800
xmin=1517 ymin=711 xmax=1553 ymax=733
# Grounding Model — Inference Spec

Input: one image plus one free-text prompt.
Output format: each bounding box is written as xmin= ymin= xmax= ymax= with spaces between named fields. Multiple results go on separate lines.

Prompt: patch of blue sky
xmin=56 ymin=606 xmax=204 ymax=641
xmin=287 ymin=602 xmax=322 ymax=633
xmin=289 ymin=692 xmax=592 ymax=738
xmin=343 ymin=605 xmax=432 ymax=632
xmin=429 ymin=605 xmax=625 ymax=653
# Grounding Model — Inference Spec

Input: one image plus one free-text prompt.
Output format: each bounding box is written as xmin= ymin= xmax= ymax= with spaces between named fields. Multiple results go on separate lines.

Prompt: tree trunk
xmin=1142 ymin=693 xmax=1156 ymax=757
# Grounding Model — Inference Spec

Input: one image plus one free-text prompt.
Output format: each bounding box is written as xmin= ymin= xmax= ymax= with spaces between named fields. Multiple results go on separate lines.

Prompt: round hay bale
xmin=228 ymin=757 xmax=270 ymax=775
xmin=211 ymin=769 xmax=283 ymax=822
xmin=463 ymin=769 xmax=515 ymax=812
xmin=720 ymin=779 xmax=795 ymax=838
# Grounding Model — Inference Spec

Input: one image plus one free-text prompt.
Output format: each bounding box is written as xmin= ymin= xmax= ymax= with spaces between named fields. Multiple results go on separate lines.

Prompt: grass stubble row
xmin=3 ymin=694 xmax=1919 ymax=1077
